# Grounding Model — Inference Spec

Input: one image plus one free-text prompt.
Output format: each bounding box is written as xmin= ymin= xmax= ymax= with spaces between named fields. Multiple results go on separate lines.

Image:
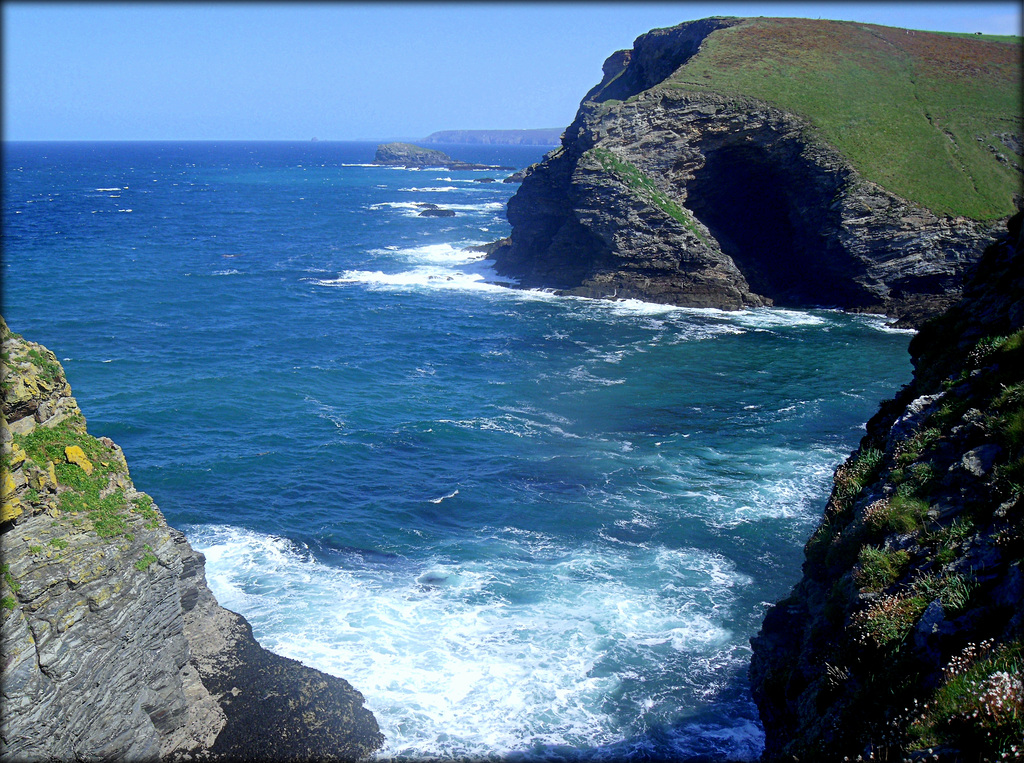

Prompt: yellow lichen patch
xmin=1 ymin=498 xmax=23 ymax=523
xmin=64 ymin=445 xmax=94 ymax=475
xmin=2 ymin=470 xmax=22 ymax=523
xmin=8 ymin=442 xmax=27 ymax=470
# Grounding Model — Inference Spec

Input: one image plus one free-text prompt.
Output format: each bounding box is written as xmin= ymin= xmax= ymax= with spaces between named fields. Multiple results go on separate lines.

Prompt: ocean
xmin=3 ymin=141 xmax=914 ymax=761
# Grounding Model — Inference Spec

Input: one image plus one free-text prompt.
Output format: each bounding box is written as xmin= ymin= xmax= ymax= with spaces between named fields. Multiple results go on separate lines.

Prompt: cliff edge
xmin=750 ymin=213 xmax=1023 ymax=760
xmin=0 ymin=318 xmax=383 ymax=761
xmin=491 ymin=17 xmax=1021 ymax=324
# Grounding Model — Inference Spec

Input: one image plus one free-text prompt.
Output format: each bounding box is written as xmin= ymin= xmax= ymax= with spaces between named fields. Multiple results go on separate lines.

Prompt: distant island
xmin=421 ymin=128 xmax=563 ymax=146
xmin=373 ymin=142 xmax=513 ymax=171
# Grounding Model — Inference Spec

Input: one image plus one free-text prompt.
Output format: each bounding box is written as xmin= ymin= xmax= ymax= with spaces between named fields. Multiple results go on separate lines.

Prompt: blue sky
xmin=4 ymin=2 xmax=1020 ymax=141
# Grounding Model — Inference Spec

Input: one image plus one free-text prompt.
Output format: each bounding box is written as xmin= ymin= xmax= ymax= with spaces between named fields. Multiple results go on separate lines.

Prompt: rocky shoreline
xmin=0 ymin=318 xmax=383 ymax=761
xmin=750 ymin=213 xmax=1023 ymax=760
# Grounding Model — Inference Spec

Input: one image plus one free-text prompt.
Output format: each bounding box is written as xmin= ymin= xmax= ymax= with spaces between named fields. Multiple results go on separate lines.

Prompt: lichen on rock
xmin=1 ymin=316 xmax=383 ymax=761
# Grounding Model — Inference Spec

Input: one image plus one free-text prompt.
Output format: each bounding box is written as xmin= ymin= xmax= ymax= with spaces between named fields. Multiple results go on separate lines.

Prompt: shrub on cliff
xmin=750 ymin=211 xmax=1024 ymax=761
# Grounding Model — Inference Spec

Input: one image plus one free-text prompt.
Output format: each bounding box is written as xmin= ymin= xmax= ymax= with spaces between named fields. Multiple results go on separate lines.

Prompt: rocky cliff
xmin=490 ymin=17 xmax=1021 ymax=324
xmin=750 ymin=213 xmax=1023 ymax=761
xmin=0 ymin=318 xmax=383 ymax=761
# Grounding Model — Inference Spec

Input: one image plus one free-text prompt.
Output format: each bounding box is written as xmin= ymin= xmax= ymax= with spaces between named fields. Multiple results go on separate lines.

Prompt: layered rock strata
xmin=490 ymin=18 xmax=1013 ymax=323
xmin=0 ymin=318 xmax=383 ymax=761
xmin=750 ymin=213 xmax=1024 ymax=760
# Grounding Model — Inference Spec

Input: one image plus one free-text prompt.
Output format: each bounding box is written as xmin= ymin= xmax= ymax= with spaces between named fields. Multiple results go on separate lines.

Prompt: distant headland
xmin=421 ymin=128 xmax=562 ymax=146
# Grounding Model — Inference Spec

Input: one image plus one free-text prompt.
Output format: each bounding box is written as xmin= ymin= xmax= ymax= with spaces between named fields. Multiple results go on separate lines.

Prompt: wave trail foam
xmin=186 ymin=523 xmax=761 ymax=761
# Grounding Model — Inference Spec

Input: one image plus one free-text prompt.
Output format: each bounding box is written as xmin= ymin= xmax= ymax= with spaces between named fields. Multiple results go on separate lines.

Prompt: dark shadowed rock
xmin=750 ymin=215 xmax=1024 ymax=760
xmin=0 ymin=319 xmax=383 ymax=761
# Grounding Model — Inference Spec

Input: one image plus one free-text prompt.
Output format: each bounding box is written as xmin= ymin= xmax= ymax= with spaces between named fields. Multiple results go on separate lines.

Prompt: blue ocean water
xmin=3 ymin=141 xmax=914 ymax=761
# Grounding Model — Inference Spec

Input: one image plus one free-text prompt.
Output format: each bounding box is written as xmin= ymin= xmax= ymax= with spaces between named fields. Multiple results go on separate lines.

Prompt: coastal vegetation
xmin=751 ymin=215 xmax=1024 ymax=760
xmin=668 ymin=18 xmax=1022 ymax=218
xmin=587 ymin=147 xmax=709 ymax=243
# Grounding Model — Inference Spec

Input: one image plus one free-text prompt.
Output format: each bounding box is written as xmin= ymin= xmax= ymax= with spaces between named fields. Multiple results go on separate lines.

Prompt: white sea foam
xmin=851 ymin=312 xmax=917 ymax=334
xmin=313 ymin=266 xmax=504 ymax=293
xmin=724 ymin=308 xmax=829 ymax=330
xmin=663 ymin=443 xmax=843 ymax=529
xmin=187 ymin=523 xmax=756 ymax=761
xmin=367 ymin=242 xmax=488 ymax=265
xmin=429 ymin=489 xmax=459 ymax=504
xmin=398 ymin=186 xmax=461 ymax=193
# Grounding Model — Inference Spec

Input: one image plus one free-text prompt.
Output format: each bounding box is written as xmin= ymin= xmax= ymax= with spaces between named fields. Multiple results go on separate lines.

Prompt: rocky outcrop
xmin=750 ymin=213 xmax=1024 ymax=761
xmin=1 ymin=318 xmax=383 ymax=761
xmin=373 ymin=142 xmax=511 ymax=171
xmin=490 ymin=18 xmax=1015 ymax=323
xmin=416 ymin=202 xmax=456 ymax=218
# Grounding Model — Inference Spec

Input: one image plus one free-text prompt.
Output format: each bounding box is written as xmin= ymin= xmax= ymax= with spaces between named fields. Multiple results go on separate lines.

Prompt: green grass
xmin=914 ymin=572 xmax=975 ymax=612
xmin=14 ymin=417 xmax=133 ymax=540
xmin=832 ymin=447 xmax=884 ymax=514
xmin=855 ymin=546 xmax=910 ymax=591
xmin=15 ymin=416 xmax=118 ymax=480
xmin=908 ymin=640 xmax=1023 ymax=756
xmin=664 ymin=18 xmax=1021 ymax=219
xmin=867 ymin=493 xmax=930 ymax=535
xmin=134 ymin=547 xmax=158 ymax=572
xmin=587 ymin=147 xmax=710 ymax=243
xmin=854 ymin=593 xmax=929 ymax=649
xmin=2 ymin=564 xmax=20 ymax=593
xmin=23 ymin=348 xmax=62 ymax=386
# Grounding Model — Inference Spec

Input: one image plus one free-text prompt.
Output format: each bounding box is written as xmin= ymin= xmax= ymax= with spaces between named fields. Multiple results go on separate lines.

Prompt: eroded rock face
xmin=491 ymin=19 xmax=1005 ymax=323
xmin=749 ymin=215 xmax=1024 ymax=760
xmin=0 ymin=319 xmax=383 ymax=761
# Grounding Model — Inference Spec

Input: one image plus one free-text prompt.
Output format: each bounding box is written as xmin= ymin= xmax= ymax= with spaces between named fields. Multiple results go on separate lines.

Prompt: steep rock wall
xmin=1 ymin=319 xmax=383 ymax=761
xmin=749 ymin=214 xmax=1024 ymax=761
xmin=491 ymin=18 xmax=1012 ymax=323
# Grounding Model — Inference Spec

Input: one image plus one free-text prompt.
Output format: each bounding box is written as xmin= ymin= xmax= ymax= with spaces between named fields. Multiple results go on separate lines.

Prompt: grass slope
xmin=667 ymin=18 xmax=1022 ymax=219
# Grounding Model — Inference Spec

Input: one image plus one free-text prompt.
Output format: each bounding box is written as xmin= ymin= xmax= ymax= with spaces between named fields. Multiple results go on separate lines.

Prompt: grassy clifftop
xmin=666 ymin=18 xmax=1022 ymax=219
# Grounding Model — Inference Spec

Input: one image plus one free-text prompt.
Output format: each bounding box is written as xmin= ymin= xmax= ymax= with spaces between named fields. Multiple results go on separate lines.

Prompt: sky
xmin=3 ymin=2 xmax=1021 ymax=141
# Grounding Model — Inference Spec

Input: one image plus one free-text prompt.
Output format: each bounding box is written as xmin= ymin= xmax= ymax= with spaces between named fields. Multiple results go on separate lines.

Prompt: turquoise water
xmin=3 ymin=141 xmax=914 ymax=761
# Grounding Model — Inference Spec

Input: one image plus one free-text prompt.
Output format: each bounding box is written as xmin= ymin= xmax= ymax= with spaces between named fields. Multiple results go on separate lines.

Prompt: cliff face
xmin=491 ymin=17 xmax=1019 ymax=323
xmin=750 ymin=214 xmax=1024 ymax=761
xmin=0 ymin=319 xmax=383 ymax=761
